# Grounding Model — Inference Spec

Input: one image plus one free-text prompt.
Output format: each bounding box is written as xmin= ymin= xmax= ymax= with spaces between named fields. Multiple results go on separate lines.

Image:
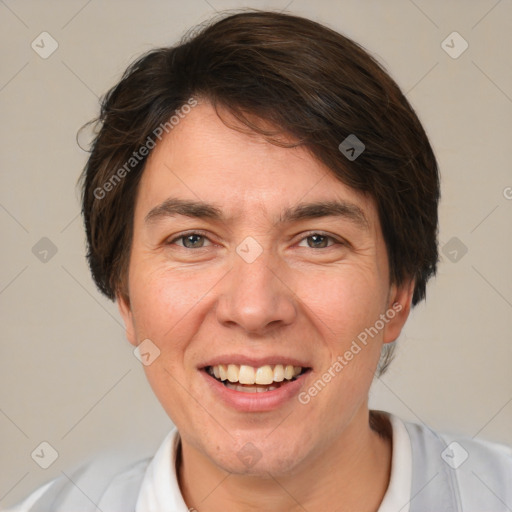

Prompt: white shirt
xmin=131 ymin=412 xmax=411 ymax=511
xmin=4 ymin=412 xmax=511 ymax=512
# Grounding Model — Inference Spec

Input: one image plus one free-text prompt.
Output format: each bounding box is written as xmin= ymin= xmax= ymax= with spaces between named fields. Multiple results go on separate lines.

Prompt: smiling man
xmin=8 ymin=9 xmax=512 ymax=512
xmin=117 ymin=100 xmax=405 ymax=511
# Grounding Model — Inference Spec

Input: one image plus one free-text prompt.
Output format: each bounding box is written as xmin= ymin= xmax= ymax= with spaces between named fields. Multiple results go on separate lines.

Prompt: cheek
xmin=127 ymin=260 xmax=227 ymax=358
xmin=127 ymin=264 xmax=214 ymax=422
xmin=294 ymin=264 xmax=387 ymax=341
xmin=130 ymin=265 xmax=196 ymax=329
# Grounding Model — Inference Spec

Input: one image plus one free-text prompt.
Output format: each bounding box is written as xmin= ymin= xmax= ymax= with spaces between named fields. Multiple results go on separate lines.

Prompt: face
xmin=118 ymin=100 xmax=413 ymax=477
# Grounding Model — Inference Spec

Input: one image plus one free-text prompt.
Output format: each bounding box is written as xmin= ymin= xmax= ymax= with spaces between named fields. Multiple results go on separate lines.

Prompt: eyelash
xmin=166 ymin=231 xmax=344 ymax=250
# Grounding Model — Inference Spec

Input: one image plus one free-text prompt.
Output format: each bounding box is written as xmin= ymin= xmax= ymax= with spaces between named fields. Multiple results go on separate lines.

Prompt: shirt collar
xmin=135 ymin=411 xmax=413 ymax=512
xmin=376 ymin=411 xmax=413 ymax=512
xmin=135 ymin=427 xmax=189 ymax=512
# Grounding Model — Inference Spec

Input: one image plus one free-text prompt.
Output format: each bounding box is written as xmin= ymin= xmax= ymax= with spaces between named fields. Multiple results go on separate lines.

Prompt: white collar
xmin=135 ymin=428 xmax=189 ymax=512
xmin=135 ymin=411 xmax=412 ymax=512
xmin=376 ymin=411 xmax=412 ymax=512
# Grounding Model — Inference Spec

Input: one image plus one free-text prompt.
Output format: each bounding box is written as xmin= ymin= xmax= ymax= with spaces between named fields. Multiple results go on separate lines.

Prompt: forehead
xmin=136 ymin=101 xmax=378 ymax=230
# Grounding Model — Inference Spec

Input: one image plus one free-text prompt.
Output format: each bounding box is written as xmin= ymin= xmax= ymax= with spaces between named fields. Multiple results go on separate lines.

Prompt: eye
xmin=168 ymin=232 xmax=212 ymax=249
xmin=297 ymin=233 xmax=340 ymax=249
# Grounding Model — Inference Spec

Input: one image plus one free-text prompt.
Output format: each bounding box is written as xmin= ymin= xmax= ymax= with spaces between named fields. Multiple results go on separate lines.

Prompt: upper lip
xmin=199 ymin=355 xmax=312 ymax=369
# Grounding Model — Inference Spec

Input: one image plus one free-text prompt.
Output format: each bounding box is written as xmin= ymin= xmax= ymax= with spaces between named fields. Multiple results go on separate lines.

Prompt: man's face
xmin=118 ymin=101 xmax=412 ymax=476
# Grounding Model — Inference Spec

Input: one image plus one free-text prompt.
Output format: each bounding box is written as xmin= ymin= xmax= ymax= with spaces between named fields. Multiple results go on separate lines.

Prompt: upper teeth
xmin=209 ymin=364 xmax=302 ymax=385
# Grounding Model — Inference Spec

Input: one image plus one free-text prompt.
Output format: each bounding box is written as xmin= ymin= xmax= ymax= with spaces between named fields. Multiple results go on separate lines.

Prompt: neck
xmin=178 ymin=409 xmax=392 ymax=512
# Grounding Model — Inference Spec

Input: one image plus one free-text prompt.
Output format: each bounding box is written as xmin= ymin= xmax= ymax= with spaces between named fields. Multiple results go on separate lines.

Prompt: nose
xmin=215 ymin=248 xmax=297 ymax=335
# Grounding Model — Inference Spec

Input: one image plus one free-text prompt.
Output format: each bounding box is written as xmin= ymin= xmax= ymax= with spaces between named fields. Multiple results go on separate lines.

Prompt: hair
xmin=80 ymin=9 xmax=439 ymax=375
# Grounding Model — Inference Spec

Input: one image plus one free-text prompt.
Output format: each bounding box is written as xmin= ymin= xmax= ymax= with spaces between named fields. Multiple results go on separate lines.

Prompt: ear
xmin=116 ymin=291 xmax=137 ymax=347
xmin=382 ymin=280 xmax=415 ymax=344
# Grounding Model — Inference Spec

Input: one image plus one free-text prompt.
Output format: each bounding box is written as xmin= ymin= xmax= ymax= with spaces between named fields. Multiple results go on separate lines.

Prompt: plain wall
xmin=1 ymin=0 xmax=511 ymax=507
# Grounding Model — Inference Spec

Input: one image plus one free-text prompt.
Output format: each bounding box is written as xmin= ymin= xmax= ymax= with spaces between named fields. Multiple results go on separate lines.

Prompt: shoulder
xmin=437 ymin=427 xmax=512 ymax=502
xmin=3 ymin=455 xmax=151 ymax=512
xmin=404 ymin=417 xmax=512 ymax=470
xmin=4 ymin=428 xmax=180 ymax=512
xmin=401 ymin=416 xmax=512 ymax=510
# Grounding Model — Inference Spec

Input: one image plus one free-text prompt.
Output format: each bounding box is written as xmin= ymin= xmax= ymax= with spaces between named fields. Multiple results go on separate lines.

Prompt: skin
xmin=117 ymin=100 xmax=414 ymax=511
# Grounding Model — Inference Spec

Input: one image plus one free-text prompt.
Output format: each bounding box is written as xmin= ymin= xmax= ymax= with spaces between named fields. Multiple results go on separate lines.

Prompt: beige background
xmin=1 ymin=0 xmax=511 ymax=507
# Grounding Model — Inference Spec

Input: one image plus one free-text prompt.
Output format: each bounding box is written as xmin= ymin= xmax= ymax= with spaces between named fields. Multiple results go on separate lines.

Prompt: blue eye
xmin=171 ymin=233 xmax=212 ymax=249
xmin=167 ymin=232 xmax=341 ymax=250
xmin=299 ymin=234 xmax=337 ymax=248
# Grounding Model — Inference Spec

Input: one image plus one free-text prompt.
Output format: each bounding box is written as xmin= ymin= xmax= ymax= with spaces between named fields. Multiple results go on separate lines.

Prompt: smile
xmin=205 ymin=364 xmax=310 ymax=393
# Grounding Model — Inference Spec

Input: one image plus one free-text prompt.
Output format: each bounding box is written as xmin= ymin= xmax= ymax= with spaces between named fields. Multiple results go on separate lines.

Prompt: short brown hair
xmin=80 ymin=10 xmax=439 ymax=366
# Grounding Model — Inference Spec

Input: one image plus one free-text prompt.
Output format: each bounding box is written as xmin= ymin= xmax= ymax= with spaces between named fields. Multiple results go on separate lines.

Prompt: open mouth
xmin=204 ymin=364 xmax=311 ymax=393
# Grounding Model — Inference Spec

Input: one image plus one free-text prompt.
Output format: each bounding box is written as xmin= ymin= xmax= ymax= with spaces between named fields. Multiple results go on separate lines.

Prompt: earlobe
xmin=382 ymin=280 xmax=415 ymax=344
xmin=116 ymin=292 xmax=137 ymax=347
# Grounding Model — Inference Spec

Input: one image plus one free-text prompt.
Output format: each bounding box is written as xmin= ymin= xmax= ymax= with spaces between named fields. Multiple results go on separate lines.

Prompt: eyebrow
xmin=144 ymin=197 xmax=369 ymax=230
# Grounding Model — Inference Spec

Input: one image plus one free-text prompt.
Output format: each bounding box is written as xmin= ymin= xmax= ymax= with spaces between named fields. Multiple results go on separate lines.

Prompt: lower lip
xmin=200 ymin=370 xmax=308 ymax=412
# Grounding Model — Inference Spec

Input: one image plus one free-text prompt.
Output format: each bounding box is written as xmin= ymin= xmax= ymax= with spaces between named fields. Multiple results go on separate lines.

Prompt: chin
xmin=203 ymin=432 xmax=312 ymax=477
